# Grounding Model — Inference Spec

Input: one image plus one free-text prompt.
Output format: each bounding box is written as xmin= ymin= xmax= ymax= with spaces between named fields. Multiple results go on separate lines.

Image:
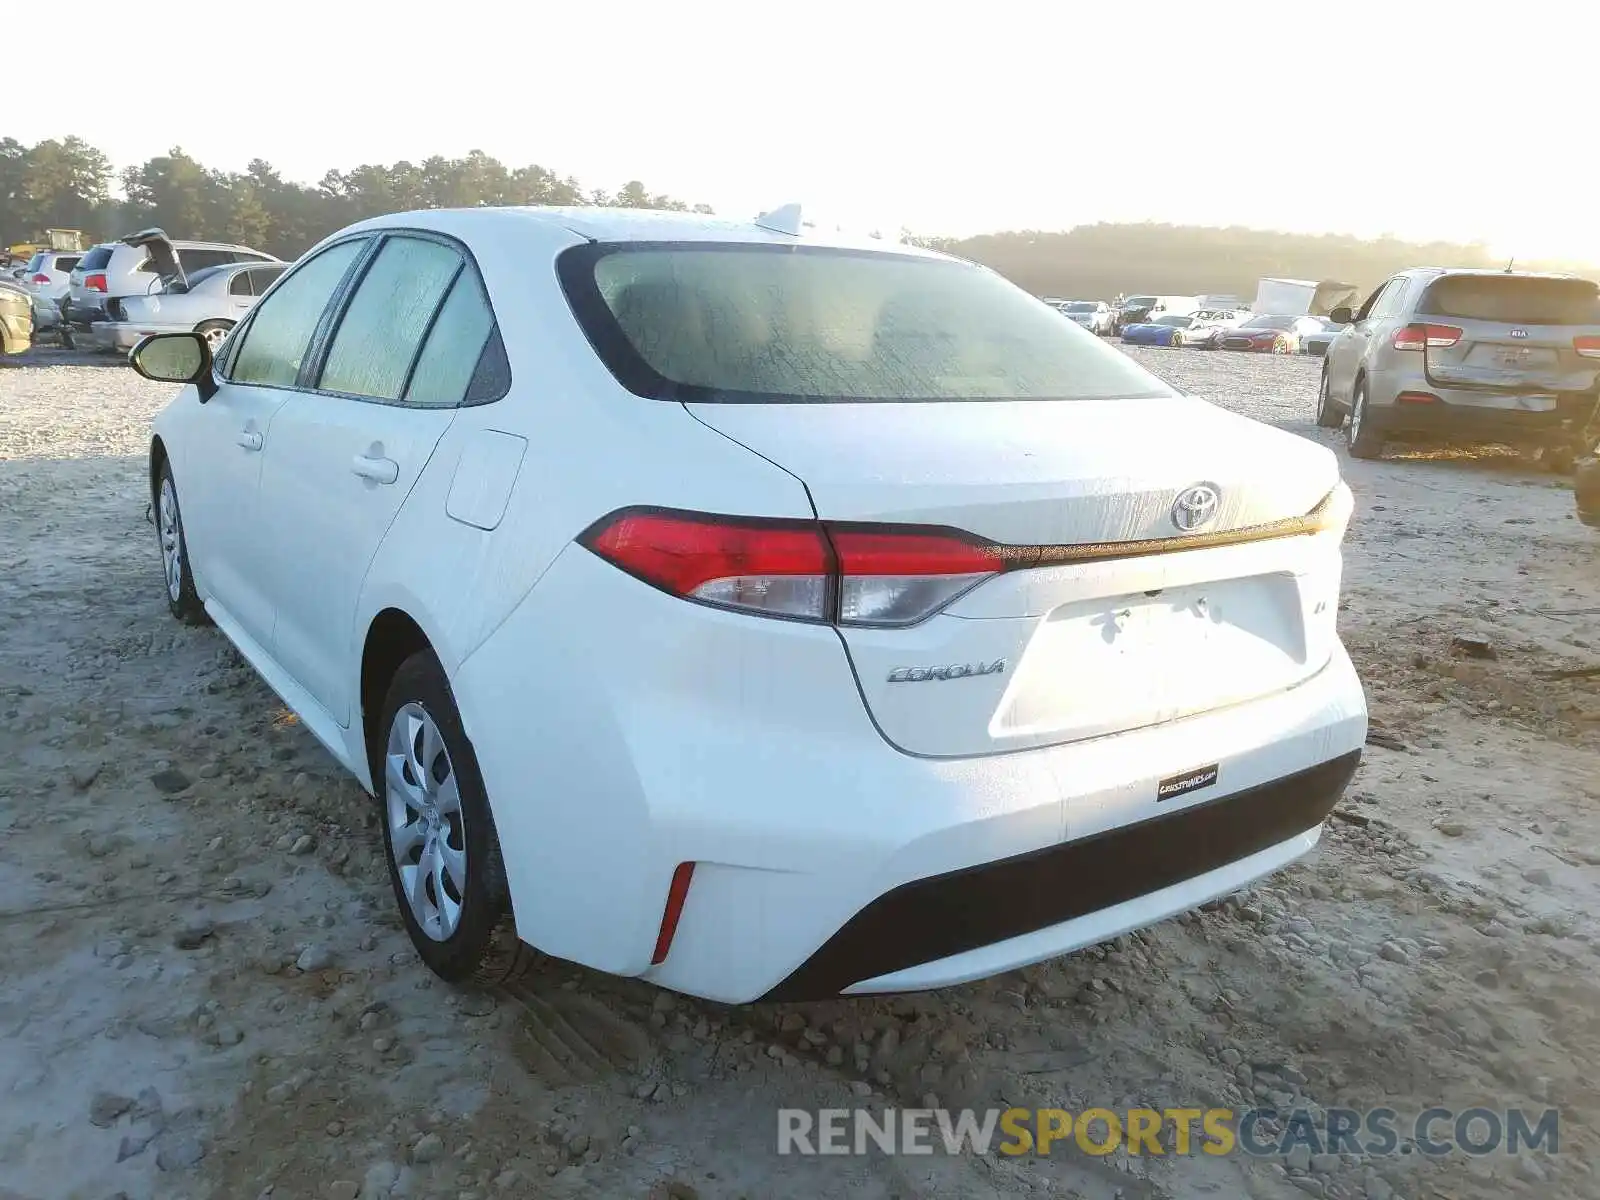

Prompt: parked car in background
xmin=1316 ymin=269 xmax=1600 ymax=460
xmin=1115 ymin=294 xmax=1198 ymax=334
xmin=134 ymin=204 xmax=1364 ymax=1002
xmin=1 ymin=278 xmax=33 ymax=353
xmin=1059 ymin=299 xmax=1115 ymax=335
xmin=1115 ymin=295 xmax=1161 ymax=333
xmin=1120 ymin=313 xmax=1194 ymax=347
xmin=1173 ymin=309 xmax=1244 ymax=349
xmin=30 ymin=293 xmax=61 ymax=333
xmin=1218 ymin=314 xmax=1324 ymax=354
xmin=1298 ymin=317 xmax=1345 ymax=358
xmin=93 ymin=261 xmax=289 ymax=353
xmin=65 ymin=230 xmax=279 ymax=339
xmin=21 ymin=249 xmax=83 ymax=302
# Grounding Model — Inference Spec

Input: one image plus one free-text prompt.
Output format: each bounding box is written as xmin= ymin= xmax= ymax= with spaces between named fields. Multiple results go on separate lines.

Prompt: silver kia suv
xmin=1315 ymin=268 xmax=1600 ymax=460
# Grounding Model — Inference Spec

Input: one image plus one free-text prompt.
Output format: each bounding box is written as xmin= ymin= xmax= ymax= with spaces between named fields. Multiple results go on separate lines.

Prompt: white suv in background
xmin=136 ymin=205 xmax=1367 ymax=1003
xmin=65 ymin=230 xmax=277 ymax=336
xmin=20 ymin=249 xmax=83 ymax=302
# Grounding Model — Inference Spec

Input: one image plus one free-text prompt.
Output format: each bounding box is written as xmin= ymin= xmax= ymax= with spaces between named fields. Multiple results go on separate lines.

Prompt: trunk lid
xmin=121 ymin=228 xmax=187 ymax=292
xmin=689 ymin=396 xmax=1347 ymax=757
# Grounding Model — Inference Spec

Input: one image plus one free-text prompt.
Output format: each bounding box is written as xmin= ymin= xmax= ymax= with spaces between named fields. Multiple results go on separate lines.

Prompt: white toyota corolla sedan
xmin=136 ymin=205 xmax=1367 ymax=1003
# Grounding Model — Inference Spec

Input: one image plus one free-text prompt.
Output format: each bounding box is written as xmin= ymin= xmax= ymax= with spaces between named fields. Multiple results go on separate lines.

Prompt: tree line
xmin=1 ymin=136 xmax=707 ymax=260
xmin=4 ymin=136 xmax=1587 ymax=298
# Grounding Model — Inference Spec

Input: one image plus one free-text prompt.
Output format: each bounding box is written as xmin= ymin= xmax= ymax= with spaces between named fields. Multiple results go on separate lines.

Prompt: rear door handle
xmin=351 ymin=453 xmax=399 ymax=485
xmin=236 ymin=429 xmax=263 ymax=451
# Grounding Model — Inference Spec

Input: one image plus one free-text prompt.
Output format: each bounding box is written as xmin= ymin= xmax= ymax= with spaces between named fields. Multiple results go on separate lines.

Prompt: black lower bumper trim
xmin=760 ymin=750 xmax=1361 ymax=1001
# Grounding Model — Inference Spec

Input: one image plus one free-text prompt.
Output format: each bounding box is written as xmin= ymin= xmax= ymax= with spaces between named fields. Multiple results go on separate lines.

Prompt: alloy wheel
xmin=159 ymin=477 xmax=183 ymax=602
xmin=385 ymin=702 xmax=468 ymax=941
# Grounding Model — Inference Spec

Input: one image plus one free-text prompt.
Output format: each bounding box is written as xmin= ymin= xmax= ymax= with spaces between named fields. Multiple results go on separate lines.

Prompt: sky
xmin=25 ymin=1 xmax=1600 ymax=261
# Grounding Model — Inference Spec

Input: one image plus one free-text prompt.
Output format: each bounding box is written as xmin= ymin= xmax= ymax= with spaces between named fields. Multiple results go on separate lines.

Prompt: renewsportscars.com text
xmin=777 ymin=1106 xmax=1560 ymax=1158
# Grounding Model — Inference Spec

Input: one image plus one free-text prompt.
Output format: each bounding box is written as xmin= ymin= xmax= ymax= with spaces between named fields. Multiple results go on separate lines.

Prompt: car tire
xmin=376 ymin=651 xmax=531 ymax=986
xmin=156 ymin=460 xmax=209 ymax=625
xmin=1315 ymin=367 xmax=1343 ymax=429
xmin=1346 ymin=377 xmax=1385 ymax=460
xmin=194 ymin=319 xmax=234 ymax=354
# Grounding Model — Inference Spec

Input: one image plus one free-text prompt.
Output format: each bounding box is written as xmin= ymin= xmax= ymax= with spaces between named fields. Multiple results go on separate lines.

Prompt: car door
xmin=223 ymin=267 xmax=254 ymax=319
xmin=255 ymin=232 xmax=492 ymax=726
xmin=180 ymin=238 xmax=371 ymax=653
xmin=1327 ymin=279 xmax=1393 ymax=403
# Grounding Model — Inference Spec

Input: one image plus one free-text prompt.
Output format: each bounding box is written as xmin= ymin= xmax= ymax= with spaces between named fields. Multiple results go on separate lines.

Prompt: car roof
xmin=1403 ymin=266 xmax=1585 ymax=283
xmin=340 ymin=206 xmax=953 ymax=260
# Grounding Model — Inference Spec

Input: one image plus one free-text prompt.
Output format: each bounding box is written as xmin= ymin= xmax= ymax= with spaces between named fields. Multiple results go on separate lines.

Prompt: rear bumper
xmin=1372 ymin=390 xmax=1584 ymax=440
xmin=766 ymin=750 xmax=1358 ymax=998
xmin=63 ymin=298 xmax=107 ymax=329
xmin=455 ymin=546 xmax=1368 ymax=1003
xmin=91 ymin=321 xmax=179 ymax=351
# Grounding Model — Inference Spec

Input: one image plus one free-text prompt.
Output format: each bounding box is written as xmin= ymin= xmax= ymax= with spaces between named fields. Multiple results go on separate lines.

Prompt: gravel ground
xmin=2 ymin=344 xmax=1598 ymax=1200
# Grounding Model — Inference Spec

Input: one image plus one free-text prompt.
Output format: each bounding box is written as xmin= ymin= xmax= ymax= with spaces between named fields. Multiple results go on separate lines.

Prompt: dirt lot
xmin=2 ymin=345 xmax=1597 ymax=1200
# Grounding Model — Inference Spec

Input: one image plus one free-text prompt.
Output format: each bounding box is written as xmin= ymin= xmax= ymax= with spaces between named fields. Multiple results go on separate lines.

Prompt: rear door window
xmin=248 ymin=266 xmax=286 ymax=294
xmin=55 ymin=256 xmax=81 ymax=273
xmin=1419 ymin=276 xmax=1600 ymax=325
xmin=403 ymin=269 xmax=500 ymax=406
xmin=228 ymin=270 xmax=253 ymax=297
xmin=317 ymin=236 xmax=463 ymax=401
xmin=227 ymin=239 xmax=367 ymax=388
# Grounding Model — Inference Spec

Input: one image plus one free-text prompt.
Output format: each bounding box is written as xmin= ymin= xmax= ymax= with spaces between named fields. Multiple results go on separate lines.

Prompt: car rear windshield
xmin=1419 ymin=276 xmax=1600 ymax=325
xmin=1125 ymin=296 xmax=1157 ymax=307
xmin=559 ymin=243 xmax=1170 ymax=403
xmin=1064 ymin=301 xmax=1096 ymax=312
xmin=25 ymin=253 xmax=45 ymax=273
xmin=78 ymin=246 xmax=114 ymax=271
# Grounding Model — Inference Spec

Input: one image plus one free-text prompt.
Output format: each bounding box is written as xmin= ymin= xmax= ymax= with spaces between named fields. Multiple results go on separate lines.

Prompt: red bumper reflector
xmin=1396 ymin=391 xmax=1441 ymax=405
xmin=651 ymin=862 xmax=696 ymax=965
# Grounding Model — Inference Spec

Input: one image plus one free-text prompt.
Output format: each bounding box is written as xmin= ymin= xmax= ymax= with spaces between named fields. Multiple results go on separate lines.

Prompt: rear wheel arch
xmin=360 ymin=608 xmax=434 ymax=783
xmin=148 ymin=435 xmax=169 ymax=506
xmin=361 ymin=614 xmax=532 ymax=984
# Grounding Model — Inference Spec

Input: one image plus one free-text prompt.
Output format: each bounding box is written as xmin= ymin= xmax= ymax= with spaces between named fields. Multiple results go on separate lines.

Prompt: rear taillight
xmin=583 ymin=509 xmax=834 ymax=621
xmin=84 ymin=273 xmax=107 ymax=293
xmin=580 ymin=508 xmax=1002 ymax=627
xmin=1574 ymin=335 xmax=1600 ymax=359
xmin=30 ymin=273 xmax=50 ymax=284
xmin=1392 ymin=323 xmax=1461 ymax=351
xmin=828 ymin=527 xmax=1001 ymax=626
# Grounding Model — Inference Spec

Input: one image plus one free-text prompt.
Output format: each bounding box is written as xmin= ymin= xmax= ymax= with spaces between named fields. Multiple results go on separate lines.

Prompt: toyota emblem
xmin=1172 ymin=483 xmax=1221 ymax=532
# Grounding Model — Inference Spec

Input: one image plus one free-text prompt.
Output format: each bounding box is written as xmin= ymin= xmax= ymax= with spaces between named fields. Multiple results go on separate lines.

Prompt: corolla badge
xmin=887 ymin=659 xmax=1006 ymax=684
xmin=1171 ymin=483 xmax=1221 ymax=532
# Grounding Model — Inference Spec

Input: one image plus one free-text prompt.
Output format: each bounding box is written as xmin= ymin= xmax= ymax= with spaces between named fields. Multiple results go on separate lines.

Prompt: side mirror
xmin=129 ymin=332 xmax=217 ymax=402
xmin=1328 ymin=306 xmax=1353 ymax=325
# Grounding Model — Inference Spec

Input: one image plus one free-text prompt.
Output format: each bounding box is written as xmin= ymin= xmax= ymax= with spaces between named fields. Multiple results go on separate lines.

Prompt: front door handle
xmin=351 ymin=453 xmax=399 ymax=485
xmin=236 ymin=429 xmax=263 ymax=451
